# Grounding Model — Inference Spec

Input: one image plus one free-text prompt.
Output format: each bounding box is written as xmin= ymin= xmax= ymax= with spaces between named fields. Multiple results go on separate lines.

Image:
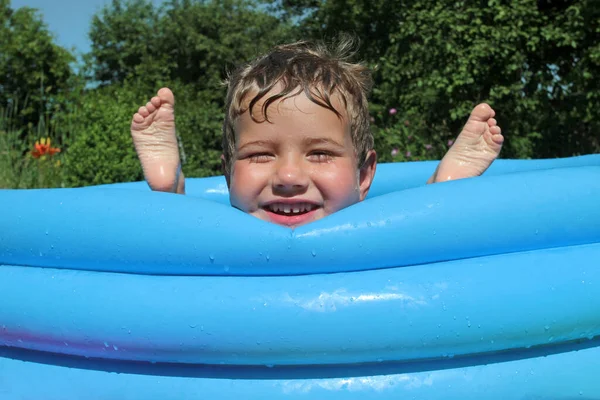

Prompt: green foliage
xmin=60 ymin=82 xmax=225 ymax=187
xmin=372 ymin=111 xmax=448 ymax=164
xmin=382 ymin=0 xmax=599 ymax=158
xmin=87 ymin=0 xmax=294 ymax=95
xmin=266 ymin=0 xmax=400 ymax=62
xmin=162 ymin=82 xmax=225 ymax=178
xmin=61 ymin=85 xmax=144 ymax=187
xmin=0 ymin=0 xmax=75 ymax=127
xmin=0 ymin=104 xmax=64 ymax=188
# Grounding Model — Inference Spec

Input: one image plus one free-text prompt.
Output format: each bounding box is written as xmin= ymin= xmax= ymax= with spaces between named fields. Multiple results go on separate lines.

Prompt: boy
xmin=131 ymin=39 xmax=503 ymax=228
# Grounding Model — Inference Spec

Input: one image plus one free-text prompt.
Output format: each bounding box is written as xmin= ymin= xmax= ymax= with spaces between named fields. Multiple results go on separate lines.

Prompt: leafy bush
xmin=168 ymin=84 xmax=225 ymax=179
xmin=61 ymin=82 xmax=226 ymax=187
xmin=61 ymin=85 xmax=144 ymax=187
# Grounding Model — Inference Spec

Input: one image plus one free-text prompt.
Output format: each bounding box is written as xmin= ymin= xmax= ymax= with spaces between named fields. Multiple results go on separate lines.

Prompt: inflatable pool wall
xmin=1 ymin=155 xmax=599 ymax=400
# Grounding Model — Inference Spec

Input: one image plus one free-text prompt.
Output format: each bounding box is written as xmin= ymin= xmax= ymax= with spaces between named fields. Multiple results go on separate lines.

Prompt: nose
xmin=272 ymin=156 xmax=309 ymax=194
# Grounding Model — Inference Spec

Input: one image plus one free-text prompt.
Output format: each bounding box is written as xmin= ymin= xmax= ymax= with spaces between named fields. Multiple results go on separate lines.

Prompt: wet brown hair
xmin=221 ymin=36 xmax=374 ymax=177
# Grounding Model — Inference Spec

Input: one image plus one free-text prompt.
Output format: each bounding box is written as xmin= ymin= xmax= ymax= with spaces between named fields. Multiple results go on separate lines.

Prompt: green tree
xmin=87 ymin=0 xmax=294 ymax=96
xmin=0 ymin=0 xmax=74 ymax=127
xmin=376 ymin=0 xmax=600 ymax=158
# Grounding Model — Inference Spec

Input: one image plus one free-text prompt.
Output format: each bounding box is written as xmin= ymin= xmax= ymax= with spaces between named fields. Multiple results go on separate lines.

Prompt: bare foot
xmin=130 ymin=88 xmax=184 ymax=193
xmin=428 ymin=103 xmax=503 ymax=183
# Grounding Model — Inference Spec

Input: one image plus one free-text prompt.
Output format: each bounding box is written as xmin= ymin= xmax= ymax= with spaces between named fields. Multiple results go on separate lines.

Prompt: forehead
xmin=234 ymin=90 xmax=351 ymax=144
xmin=240 ymin=82 xmax=348 ymax=115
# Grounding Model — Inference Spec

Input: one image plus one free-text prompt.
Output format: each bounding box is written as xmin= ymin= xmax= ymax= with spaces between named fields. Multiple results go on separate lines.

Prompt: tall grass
xmin=0 ymin=99 xmax=65 ymax=189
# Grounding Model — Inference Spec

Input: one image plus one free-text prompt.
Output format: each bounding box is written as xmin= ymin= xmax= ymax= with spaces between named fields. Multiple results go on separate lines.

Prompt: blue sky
xmin=11 ymin=0 xmax=163 ymax=56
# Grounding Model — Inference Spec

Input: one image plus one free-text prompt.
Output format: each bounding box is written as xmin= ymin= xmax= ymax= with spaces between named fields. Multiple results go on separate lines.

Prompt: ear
xmin=358 ymin=150 xmax=377 ymax=201
xmin=221 ymin=154 xmax=231 ymax=187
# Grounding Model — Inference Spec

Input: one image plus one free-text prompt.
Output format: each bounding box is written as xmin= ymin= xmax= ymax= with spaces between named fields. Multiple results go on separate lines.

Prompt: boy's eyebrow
xmin=303 ymin=137 xmax=345 ymax=148
xmin=238 ymin=137 xmax=346 ymax=151
xmin=237 ymin=139 xmax=277 ymax=151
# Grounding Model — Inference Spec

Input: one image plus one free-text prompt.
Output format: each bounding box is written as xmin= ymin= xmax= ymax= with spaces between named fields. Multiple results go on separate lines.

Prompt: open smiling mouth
xmin=264 ymin=203 xmax=319 ymax=225
xmin=266 ymin=202 xmax=316 ymax=216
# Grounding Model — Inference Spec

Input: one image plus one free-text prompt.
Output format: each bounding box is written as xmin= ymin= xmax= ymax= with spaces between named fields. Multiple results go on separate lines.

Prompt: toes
xmin=489 ymin=126 xmax=504 ymax=144
xmin=157 ymin=87 xmax=175 ymax=107
xmin=132 ymin=113 xmax=144 ymax=123
xmin=470 ymin=103 xmax=495 ymax=121
xmin=488 ymin=118 xmax=497 ymax=127
xmin=146 ymin=101 xmax=156 ymax=113
xmin=150 ymin=96 xmax=161 ymax=108
xmin=138 ymin=106 xmax=149 ymax=117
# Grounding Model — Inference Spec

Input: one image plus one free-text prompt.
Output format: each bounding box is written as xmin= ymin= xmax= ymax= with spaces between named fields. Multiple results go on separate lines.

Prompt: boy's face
xmin=224 ymin=91 xmax=376 ymax=229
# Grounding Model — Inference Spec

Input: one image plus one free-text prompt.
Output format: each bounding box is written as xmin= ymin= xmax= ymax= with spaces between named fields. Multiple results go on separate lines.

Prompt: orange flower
xmin=31 ymin=137 xmax=61 ymax=159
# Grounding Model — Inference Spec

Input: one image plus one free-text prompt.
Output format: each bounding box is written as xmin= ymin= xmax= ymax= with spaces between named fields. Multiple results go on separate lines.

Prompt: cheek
xmin=313 ymin=164 xmax=360 ymax=201
xmin=229 ymin=163 xmax=268 ymax=207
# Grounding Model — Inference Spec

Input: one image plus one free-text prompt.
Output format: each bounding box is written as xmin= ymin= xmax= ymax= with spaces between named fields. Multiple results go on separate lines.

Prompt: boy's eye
xmin=308 ymin=151 xmax=334 ymax=163
xmin=249 ymin=153 xmax=273 ymax=163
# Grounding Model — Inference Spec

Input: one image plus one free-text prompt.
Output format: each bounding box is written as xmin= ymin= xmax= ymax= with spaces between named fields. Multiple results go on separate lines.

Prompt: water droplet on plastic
xmin=209 ymin=255 xmax=215 ymax=263
xmin=189 ymin=324 xmax=197 ymax=328
xmin=113 ymin=345 xmax=118 ymax=350
xmin=544 ymin=325 xmax=550 ymax=331
xmin=266 ymin=255 xmax=270 ymax=261
xmin=311 ymin=250 xmax=316 ymax=257
xmin=104 ymin=341 xmax=109 ymax=347
xmin=266 ymin=364 xmax=274 ymax=368
xmin=45 ymin=230 xmax=49 ymax=235
xmin=223 ymin=265 xmax=230 ymax=273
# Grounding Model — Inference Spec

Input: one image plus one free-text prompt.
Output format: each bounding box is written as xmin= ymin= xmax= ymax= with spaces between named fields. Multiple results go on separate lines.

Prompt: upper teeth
xmin=268 ymin=203 xmax=314 ymax=214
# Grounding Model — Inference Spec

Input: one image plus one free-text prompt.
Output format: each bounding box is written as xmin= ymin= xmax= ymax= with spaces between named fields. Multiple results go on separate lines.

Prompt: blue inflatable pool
xmin=1 ymin=155 xmax=599 ymax=399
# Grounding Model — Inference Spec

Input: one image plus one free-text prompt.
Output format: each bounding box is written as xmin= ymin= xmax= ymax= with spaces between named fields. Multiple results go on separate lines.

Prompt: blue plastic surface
xmin=1 ymin=155 xmax=599 ymax=399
